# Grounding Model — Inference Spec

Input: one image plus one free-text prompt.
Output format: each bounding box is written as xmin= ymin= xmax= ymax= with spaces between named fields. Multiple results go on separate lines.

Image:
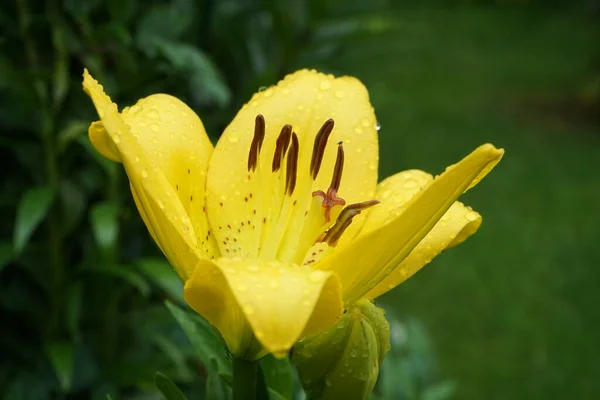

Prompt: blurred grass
xmin=316 ymin=5 xmax=599 ymax=399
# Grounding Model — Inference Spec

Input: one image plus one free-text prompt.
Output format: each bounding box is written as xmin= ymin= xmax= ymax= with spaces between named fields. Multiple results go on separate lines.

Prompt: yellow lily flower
xmin=82 ymin=68 xmax=503 ymax=359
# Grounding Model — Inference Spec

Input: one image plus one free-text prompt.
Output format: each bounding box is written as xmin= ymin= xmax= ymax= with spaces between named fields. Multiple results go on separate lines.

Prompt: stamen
xmin=285 ymin=132 xmax=299 ymax=195
xmin=310 ymin=119 xmax=335 ymax=180
xmin=319 ymin=200 xmax=380 ymax=246
xmin=331 ymin=142 xmax=344 ymax=191
xmin=311 ymin=143 xmax=346 ymax=221
xmin=247 ymin=114 xmax=266 ymax=172
xmin=272 ymin=124 xmax=292 ymax=172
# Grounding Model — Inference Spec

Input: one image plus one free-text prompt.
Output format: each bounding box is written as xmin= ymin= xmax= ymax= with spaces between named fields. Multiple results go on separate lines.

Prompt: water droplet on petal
xmin=465 ymin=211 xmax=479 ymax=221
xmin=141 ymin=169 xmax=148 ymax=178
xmin=258 ymin=86 xmax=267 ymax=92
xmin=334 ymin=90 xmax=344 ymax=99
xmin=403 ymin=179 xmax=419 ymax=189
xmin=229 ymin=134 xmax=240 ymax=143
xmin=147 ymin=109 xmax=159 ymax=119
xmin=244 ymin=304 xmax=255 ymax=315
xmin=376 ymin=121 xmax=381 ymax=131
xmin=150 ymin=123 xmax=160 ymax=133
xmin=263 ymin=88 xmax=274 ymax=97
xmin=320 ymin=81 xmax=332 ymax=90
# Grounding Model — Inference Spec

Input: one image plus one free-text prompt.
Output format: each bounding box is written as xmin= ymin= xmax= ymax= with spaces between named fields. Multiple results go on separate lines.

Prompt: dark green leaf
xmin=259 ymin=355 xmax=294 ymax=400
xmin=135 ymin=0 xmax=194 ymax=55
xmin=78 ymin=136 xmax=117 ymax=176
xmin=421 ymin=381 xmax=457 ymax=400
xmin=165 ymin=301 xmax=231 ymax=376
xmin=205 ymin=360 xmax=226 ymax=400
xmin=63 ymin=0 xmax=102 ymax=19
xmin=58 ymin=120 xmax=89 ymax=153
xmin=155 ymin=372 xmax=187 ymax=400
xmin=152 ymin=334 xmax=193 ymax=380
xmin=13 ymin=185 xmax=56 ymax=253
xmin=155 ymin=40 xmax=231 ymax=108
xmin=0 ymin=241 xmax=14 ymax=272
xmin=66 ymin=281 xmax=83 ymax=340
xmin=60 ymin=180 xmax=87 ymax=236
xmin=84 ymin=265 xmax=150 ymax=296
xmin=45 ymin=341 xmax=75 ymax=392
xmin=136 ymin=258 xmax=184 ymax=304
xmin=268 ymin=388 xmax=287 ymax=400
xmin=90 ymin=202 xmax=119 ymax=255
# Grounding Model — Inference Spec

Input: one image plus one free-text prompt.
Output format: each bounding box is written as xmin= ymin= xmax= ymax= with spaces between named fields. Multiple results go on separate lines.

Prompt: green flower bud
xmin=293 ymin=300 xmax=391 ymax=400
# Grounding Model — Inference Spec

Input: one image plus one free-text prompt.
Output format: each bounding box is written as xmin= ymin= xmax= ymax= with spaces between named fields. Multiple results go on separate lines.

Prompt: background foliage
xmin=1 ymin=0 xmax=598 ymax=399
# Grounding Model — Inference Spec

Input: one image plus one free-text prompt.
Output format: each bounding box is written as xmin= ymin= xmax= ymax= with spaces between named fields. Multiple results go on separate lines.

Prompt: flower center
xmin=245 ymin=114 xmax=378 ymax=265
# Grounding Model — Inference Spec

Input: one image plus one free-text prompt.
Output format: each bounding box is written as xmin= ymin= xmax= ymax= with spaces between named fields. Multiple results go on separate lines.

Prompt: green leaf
xmin=0 ymin=241 xmax=14 ymax=273
xmin=45 ymin=341 xmax=75 ymax=392
xmin=78 ymin=136 xmax=117 ymax=176
xmin=135 ymin=0 xmax=194 ymax=55
xmin=259 ymin=355 xmax=294 ymax=400
xmin=205 ymin=360 xmax=227 ymax=400
xmin=84 ymin=265 xmax=150 ymax=296
xmin=152 ymin=334 xmax=193 ymax=380
xmin=60 ymin=180 xmax=87 ymax=236
xmin=155 ymin=40 xmax=231 ymax=108
xmin=136 ymin=258 xmax=184 ymax=304
xmin=13 ymin=185 xmax=56 ymax=253
xmin=421 ymin=381 xmax=457 ymax=400
xmin=90 ymin=202 xmax=119 ymax=255
xmin=66 ymin=281 xmax=83 ymax=340
xmin=268 ymin=388 xmax=287 ymax=400
xmin=165 ymin=301 xmax=231 ymax=377
xmin=58 ymin=120 xmax=89 ymax=153
xmin=155 ymin=372 xmax=187 ymax=400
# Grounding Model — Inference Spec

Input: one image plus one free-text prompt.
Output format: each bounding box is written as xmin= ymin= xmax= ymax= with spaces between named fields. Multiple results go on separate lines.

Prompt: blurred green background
xmin=1 ymin=0 xmax=598 ymax=399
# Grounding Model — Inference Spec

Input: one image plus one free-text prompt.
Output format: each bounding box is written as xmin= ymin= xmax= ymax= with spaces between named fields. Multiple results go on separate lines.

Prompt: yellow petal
xmin=121 ymin=93 xmax=218 ymax=260
xmin=205 ymin=69 xmax=378 ymax=262
xmin=89 ymin=121 xmax=120 ymax=162
xmin=82 ymin=70 xmax=204 ymax=279
xmin=358 ymin=170 xmax=482 ymax=300
xmin=317 ymin=144 xmax=504 ymax=304
xmin=184 ymin=257 xmax=343 ymax=358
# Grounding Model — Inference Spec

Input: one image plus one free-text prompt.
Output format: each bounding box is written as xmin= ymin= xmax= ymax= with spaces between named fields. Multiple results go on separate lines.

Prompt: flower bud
xmin=293 ymin=300 xmax=390 ymax=399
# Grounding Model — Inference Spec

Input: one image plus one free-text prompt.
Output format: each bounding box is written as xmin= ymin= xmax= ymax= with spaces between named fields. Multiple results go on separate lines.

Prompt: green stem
xmin=232 ymin=358 xmax=257 ymax=400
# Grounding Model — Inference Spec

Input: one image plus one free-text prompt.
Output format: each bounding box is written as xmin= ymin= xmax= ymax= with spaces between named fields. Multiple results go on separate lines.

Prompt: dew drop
xmin=376 ymin=121 xmax=381 ymax=131
xmin=129 ymin=105 xmax=141 ymax=115
xmin=150 ymin=123 xmax=160 ymax=133
xmin=354 ymin=126 xmax=363 ymax=134
xmin=134 ymin=156 xmax=140 ymax=163
xmin=229 ymin=134 xmax=240 ymax=143
xmin=334 ymin=90 xmax=344 ymax=99
xmin=246 ymin=264 xmax=260 ymax=272
xmin=263 ymin=88 xmax=274 ymax=97
xmin=465 ymin=211 xmax=479 ymax=221
xmin=319 ymin=81 xmax=332 ymax=91
xmin=141 ymin=169 xmax=148 ymax=178
xmin=258 ymin=86 xmax=267 ymax=92
xmin=244 ymin=304 xmax=255 ymax=315
xmin=147 ymin=109 xmax=159 ymax=119
xmin=403 ymin=179 xmax=419 ymax=189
